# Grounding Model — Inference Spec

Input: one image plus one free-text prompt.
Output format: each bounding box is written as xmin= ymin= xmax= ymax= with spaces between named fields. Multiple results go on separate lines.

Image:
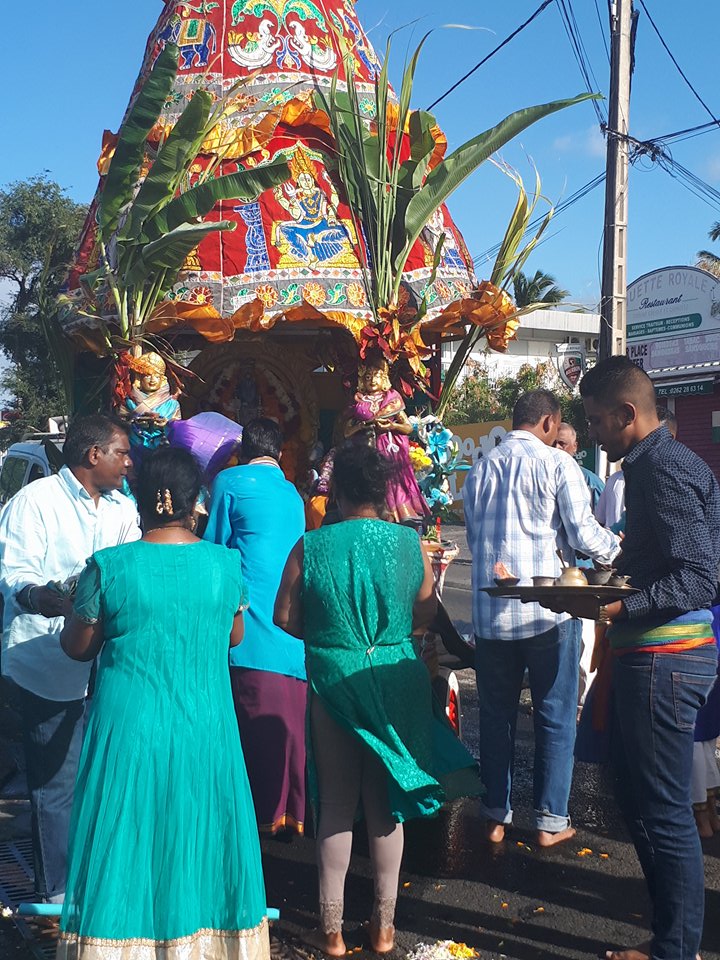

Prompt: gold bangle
xmin=598 ymin=604 xmax=612 ymax=624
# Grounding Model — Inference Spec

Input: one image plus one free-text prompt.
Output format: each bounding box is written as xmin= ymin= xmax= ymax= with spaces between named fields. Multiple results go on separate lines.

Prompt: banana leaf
xmin=391 ymin=32 xmax=431 ymax=172
xmin=99 ymin=44 xmax=180 ymax=239
xmin=119 ymin=90 xmax=213 ymax=242
xmin=400 ymin=111 xmax=437 ymax=192
xmin=395 ymin=92 xmax=600 ymax=283
xmin=126 ymin=220 xmax=236 ymax=286
xmin=394 ymin=109 xmax=437 ymax=241
xmin=140 ymin=158 xmax=289 ymax=242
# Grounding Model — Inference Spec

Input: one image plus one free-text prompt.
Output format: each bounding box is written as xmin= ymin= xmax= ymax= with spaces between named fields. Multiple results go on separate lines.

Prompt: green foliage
xmin=443 ymin=359 xmax=589 ymax=447
xmin=317 ymin=36 xmax=597 ymax=320
xmin=77 ymin=43 xmax=289 ymax=344
xmin=695 ymin=220 xmax=720 ymax=277
xmin=436 ymin=166 xmax=556 ymax=418
xmin=100 ymin=43 xmax=179 ymax=237
xmin=513 ymin=269 xmax=569 ymax=308
xmin=0 ymin=176 xmax=87 ymax=442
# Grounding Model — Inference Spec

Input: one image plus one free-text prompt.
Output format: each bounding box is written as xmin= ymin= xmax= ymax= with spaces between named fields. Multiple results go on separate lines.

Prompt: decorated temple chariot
xmin=58 ymin=0 xmax=590 ymax=516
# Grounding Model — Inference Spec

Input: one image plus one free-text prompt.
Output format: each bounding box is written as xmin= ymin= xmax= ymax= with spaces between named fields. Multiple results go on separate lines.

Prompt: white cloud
xmin=704 ymin=154 xmax=720 ymax=183
xmin=553 ymin=125 xmax=606 ymax=158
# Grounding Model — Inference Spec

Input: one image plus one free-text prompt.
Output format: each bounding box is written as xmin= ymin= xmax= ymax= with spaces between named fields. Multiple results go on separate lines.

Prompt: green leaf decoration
xmin=119 ymin=90 xmax=213 ymax=242
xmin=141 ymin=158 xmax=289 ymax=242
xmin=126 ymin=220 xmax=236 ymax=287
xmin=99 ymin=44 xmax=180 ymax=239
xmin=397 ymin=93 xmax=599 ymax=278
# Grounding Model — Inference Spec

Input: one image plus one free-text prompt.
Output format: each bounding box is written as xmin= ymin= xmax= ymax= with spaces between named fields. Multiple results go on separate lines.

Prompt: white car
xmin=0 ymin=439 xmax=63 ymax=505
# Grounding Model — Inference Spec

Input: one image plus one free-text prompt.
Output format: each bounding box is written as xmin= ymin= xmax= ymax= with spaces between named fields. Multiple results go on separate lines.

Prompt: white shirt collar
xmin=59 ymin=465 xmax=122 ymax=504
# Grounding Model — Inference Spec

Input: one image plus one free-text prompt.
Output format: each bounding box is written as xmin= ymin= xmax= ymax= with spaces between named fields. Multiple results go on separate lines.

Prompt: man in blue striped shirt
xmin=464 ymin=389 xmax=620 ymax=846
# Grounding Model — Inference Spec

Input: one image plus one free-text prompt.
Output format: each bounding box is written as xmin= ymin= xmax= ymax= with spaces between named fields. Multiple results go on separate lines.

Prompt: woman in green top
xmin=274 ymin=443 xmax=481 ymax=956
xmin=57 ymin=448 xmax=270 ymax=960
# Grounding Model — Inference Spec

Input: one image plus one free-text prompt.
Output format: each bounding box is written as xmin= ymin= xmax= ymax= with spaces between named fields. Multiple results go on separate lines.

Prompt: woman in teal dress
xmin=274 ymin=443 xmax=481 ymax=957
xmin=57 ymin=448 xmax=270 ymax=960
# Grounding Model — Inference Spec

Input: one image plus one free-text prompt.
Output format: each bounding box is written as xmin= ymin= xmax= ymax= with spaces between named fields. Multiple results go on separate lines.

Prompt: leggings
xmin=310 ymin=695 xmax=403 ymax=930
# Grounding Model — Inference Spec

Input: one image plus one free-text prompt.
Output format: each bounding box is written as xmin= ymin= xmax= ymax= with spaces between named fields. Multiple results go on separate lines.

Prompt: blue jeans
xmin=3 ymin=678 xmax=85 ymax=901
xmin=612 ymin=645 xmax=718 ymax=960
xmin=475 ymin=620 xmax=580 ymax=832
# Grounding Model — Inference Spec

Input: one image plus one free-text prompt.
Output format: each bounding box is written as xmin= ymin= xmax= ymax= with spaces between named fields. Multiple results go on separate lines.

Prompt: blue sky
xmin=2 ymin=0 xmax=719 ymax=307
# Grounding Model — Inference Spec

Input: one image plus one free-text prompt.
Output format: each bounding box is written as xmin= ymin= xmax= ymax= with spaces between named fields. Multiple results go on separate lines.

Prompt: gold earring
xmin=156 ymin=490 xmax=164 ymax=515
xmin=163 ymin=488 xmax=174 ymax=515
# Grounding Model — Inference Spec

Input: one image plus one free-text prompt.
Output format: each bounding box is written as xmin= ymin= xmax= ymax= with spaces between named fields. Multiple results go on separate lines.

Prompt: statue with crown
xmin=58 ymin=0 xmax=594 ymax=506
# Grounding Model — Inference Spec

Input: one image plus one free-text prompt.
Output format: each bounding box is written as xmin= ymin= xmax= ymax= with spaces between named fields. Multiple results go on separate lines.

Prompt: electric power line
xmin=426 ymin=0 xmax=555 ymax=112
xmin=555 ymin=0 xmax=607 ymax=127
xmin=635 ymin=0 xmax=720 ymax=129
xmin=592 ymin=0 xmax=610 ymax=62
xmin=654 ymin=119 xmax=720 ymax=145
xmin=471 ymin=172 xmax=606 ymax=267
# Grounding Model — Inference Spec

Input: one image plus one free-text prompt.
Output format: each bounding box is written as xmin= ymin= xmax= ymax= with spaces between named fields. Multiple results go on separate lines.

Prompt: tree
xmin=0 ymin=175 xmax=87 ymax=441
xmin=442 ymin=359 xmax=589 ymax=446
xmin=512 ymin=269 xmax=569 ymax=308
xmin=696 ymin=221 xmax=720 ymax=277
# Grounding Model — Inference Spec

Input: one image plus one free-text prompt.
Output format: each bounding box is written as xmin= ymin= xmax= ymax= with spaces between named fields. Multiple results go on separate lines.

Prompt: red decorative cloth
xmin=68 ymin=0 xmax=478 ymax=337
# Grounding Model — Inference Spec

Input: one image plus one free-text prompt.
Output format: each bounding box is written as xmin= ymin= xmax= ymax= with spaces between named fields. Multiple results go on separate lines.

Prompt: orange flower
xmin=302 ymin=281 xmax=327 ymax=307
xmin=346 ymin=281 xmax=366 ymax=307
xmin=255 ymin=283 xmax=279 ymax=308
xmin=434 ymin=279 xmax=453 ymax=301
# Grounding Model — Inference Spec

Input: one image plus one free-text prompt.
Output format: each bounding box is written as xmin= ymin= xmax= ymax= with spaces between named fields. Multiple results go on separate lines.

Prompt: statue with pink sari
xmin=344 ymin=357 xmax=430 ymax=522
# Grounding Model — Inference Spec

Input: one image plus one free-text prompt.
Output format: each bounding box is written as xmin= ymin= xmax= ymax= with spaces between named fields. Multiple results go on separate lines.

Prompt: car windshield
xmin=0 ymin=456 xmax=29 ymax=503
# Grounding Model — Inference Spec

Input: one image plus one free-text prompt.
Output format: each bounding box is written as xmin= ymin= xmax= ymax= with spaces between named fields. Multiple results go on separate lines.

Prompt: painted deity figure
xmin=421 ymin=206 xmax=467 ymax=272
xmin=124 ymin=352 xmax=181 ymax=453
xmin=233 ymin=367 xmax=261 ymax=426
xmin=344 ymin=357 xmax=430 ymax=523
xmin=273 ymin=172 xmax=350 ymax=266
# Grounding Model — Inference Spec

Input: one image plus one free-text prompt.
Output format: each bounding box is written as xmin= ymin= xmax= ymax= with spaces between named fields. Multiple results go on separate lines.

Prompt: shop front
xmin=627 ymin=266 xmax=720 ymax=480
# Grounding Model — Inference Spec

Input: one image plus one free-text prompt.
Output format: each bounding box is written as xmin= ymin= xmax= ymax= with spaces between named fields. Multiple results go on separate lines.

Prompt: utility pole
xmin=599 ymin=0 xmax=633 ymax=361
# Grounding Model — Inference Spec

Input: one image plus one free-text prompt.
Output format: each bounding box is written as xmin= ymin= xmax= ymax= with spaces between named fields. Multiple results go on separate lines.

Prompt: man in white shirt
xmin=553 ymin=422 xmax=605 ymax=710
xmin=0 ymin=415 xmax=139 ymax=902
xmin=464 ymin=390 xmax=619 ymax=846
xmin=594 ymin=469 xmax=625 ymax=529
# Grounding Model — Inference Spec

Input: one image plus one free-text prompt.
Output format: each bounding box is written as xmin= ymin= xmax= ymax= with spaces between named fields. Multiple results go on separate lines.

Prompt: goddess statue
xmin=124 ymin=351 xmax=181 ymax=453
xmin=344 ymin=357 xmax=430 ymax=523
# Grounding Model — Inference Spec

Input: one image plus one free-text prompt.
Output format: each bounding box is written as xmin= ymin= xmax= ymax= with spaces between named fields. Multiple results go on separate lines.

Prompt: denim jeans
xmin=475 ymin=619 xmax=580 ymax=832
xmin=612 ymin=645 xmax=718 ymax=960
xmin=2 ymin=678 xmax=85 ymax=901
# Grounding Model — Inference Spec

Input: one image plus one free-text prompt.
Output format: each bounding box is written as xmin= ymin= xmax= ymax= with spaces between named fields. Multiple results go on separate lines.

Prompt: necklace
xmin=249 ymin=457 xmax=279 ymax=467
xmin=143 ymin=523 xmax=197 ymax=544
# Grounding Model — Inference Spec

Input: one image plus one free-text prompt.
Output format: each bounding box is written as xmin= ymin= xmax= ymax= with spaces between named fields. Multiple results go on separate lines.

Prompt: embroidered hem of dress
xmin=56 ymin=917 xmax=270 ymax=960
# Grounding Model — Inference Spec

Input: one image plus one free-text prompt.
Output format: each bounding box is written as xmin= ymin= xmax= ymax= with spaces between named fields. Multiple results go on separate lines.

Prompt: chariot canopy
xmin=67 ymin=0 xmax=480 ymax=346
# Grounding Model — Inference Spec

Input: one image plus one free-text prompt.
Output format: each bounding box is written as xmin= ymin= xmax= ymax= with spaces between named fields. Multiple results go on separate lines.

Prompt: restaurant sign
xmin=626 ymin=267 xmax=720 ymax=376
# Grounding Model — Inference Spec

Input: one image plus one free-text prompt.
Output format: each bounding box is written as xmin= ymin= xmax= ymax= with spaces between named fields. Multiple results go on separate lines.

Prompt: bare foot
xmin=303 ymin=930 xmax=346 ymax=957
xmin=536 ymin=826 xmax=576 ymax=847
xmin=484 ymin=820 xmax=506 ymax=843
xmin=369 ymin=923 xmax=395 ymax=953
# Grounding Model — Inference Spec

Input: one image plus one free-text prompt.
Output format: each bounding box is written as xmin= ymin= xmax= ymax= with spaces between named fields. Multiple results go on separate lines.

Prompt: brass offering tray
xmin=482 ymin=584 xmax=639 ymax=603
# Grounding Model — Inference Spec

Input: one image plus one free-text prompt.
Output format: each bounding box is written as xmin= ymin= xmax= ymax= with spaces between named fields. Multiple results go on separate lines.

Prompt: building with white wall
xmin=441 ymin=308 xmax=600 ymax=380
